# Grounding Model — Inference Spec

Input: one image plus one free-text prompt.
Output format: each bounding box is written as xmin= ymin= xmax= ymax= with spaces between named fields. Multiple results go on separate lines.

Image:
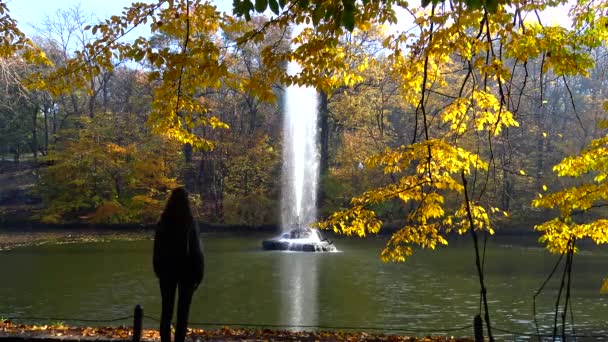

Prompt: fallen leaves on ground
xmin=0 ymin=320 xmax=473 ymax=341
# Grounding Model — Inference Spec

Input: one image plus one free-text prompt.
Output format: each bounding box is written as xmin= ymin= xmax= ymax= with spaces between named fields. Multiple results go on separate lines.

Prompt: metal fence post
xmin=474 ymin=314 xmax=484 ymax=342
xmin=133 ymin=304 xmax=143 ymax=342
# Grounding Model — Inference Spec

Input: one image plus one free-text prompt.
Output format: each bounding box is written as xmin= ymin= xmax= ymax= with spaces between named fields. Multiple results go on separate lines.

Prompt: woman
xmin=153 ymin=187 xmax=204 ymax=342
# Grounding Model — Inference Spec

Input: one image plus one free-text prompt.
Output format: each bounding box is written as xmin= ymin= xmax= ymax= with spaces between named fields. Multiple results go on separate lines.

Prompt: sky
xmin=7 ymin=0 xmax=572 ymax=40
xmin=7 ymin=0 xmax=232 ymax=39
xmin=8 ymin=0 xmax=149 ymax=37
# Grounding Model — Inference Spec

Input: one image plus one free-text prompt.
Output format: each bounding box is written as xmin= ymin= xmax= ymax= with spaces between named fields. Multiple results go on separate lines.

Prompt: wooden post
xmin=133 ymin=305 xmax=143 ymax=342
xmin=474 ymin=314 xmax=484 ymax=342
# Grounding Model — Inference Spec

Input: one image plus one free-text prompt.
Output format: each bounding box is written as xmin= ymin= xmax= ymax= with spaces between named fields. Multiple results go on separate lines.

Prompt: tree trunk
xmin=183 ymin=143 xmax=195 ymax=191
xmin=31 ymin=106 xmax=38 ymax=163
xmin=13 ymin=147 xmax=19 ymax=163
xmin=43 ymin=105 xmax=49 ymax=155
xmin=197 ymin=150 xmax=224 ymax=222
xmin=247 ymin=97 xmax=258 ymax=135
xmin=184 ymin=143 xmax=193 ymax=163
xmin=502 ymin=169 xmax=512 ymax=211
xmin=318 ymin=90 xmax=329 ymax=176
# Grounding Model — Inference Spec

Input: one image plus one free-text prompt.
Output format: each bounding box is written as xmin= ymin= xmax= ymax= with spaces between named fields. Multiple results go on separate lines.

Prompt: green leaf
xmin=255 ymin=0 xmax=268 ymax=13
xmin=268 ymin=0 xmax=279 ymax=14
xmin=232 ymin=0 xmax=254 ymax=18
xmin=341 ymin=0 xmax=355 ymax=31
xmin=464 ymin=0 xmax=481 ymax=9
xmin=278 ymin=0 xmax=286 ymax=8
xmin=312 ymin=5 xmax=324 ymax=26
xmin=484 ymin=0 xmax=498 ymax=12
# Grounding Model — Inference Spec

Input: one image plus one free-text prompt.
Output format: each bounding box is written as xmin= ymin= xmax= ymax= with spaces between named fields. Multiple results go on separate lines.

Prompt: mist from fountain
xmin=280 ymin=61 xmax=320 ymax=239
xmin=261 ymin=32 xmax=336 ymax=252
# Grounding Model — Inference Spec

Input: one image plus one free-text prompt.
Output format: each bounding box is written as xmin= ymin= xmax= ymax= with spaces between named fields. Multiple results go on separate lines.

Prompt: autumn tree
xmin=0 ymin=1 xmax=50 ymax=161
xmin=0 ymin=55 xmax=37 ymax=161
xmin=33 ymin=5 xmax=114 ymax=118
xmin=38 ymin=111 xmax=182 ymax=224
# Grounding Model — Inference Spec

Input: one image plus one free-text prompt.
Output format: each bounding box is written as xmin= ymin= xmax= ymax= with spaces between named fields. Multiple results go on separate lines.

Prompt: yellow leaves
xmin=365 ymin=140 xmax=487 ymax=181
xmin=316 ymin=206 xmax=382 ymax=238
xmin=552 ymin=133 xmax=608 ymax=178
xmin=21 ymin=47 xmax=52 ymax=66
xmin=447 ymin=202 xmax=496 ymax=235
xmin=39 ymin=112 xmax=183 ymax=224
xmin=601 ymin=279 xmax=608 ymax=294
xmin=599 ymin=119 xmax=608 ymax=129
xmin=506 ymin=26 xmax=542 ymax=62
xmin=595 ymin=173 xmax=607 ymax=183
xmin=471 ymin=91 xmax=519 ymax=135
xmin=380 ymin=223 xmax=448 ymax=262
xmin=440 ymin=92 xmax=519 ymax=137
xmin=91 ymin=201 xmax=128 ymax=224
xmin=441 ymin=98 xmax=469 ymax=134
xmin=106 ymin=143 xmax=128 ymax=154
xmin=534 ymin=125 xmax=608 ymax=254
xmin=148 ymin=89 xmax=230 ymax=150
xmin=416 ymin=193 xmax=445 ymax=222
xmin=381 ymin=245 xmax=413 ymax=263
xmin=342 ymin=71 xmax=364 ymax=87
xmin=320 ymin=138 xmax=499 ymax=263
xmin=281 ymin=26 xmax=374 ymax=91
xmin=534 ymin=219 xmax=574 ymax=254
xmin=535 ymin=218 xmax=608 ymax=254
xmin=502 ymin=17 xmax=597 ymax=77
xmin=473 ymin=88 xmax=498 ymax=111
xmin=356 ymin=57 xmax=370 ymax=72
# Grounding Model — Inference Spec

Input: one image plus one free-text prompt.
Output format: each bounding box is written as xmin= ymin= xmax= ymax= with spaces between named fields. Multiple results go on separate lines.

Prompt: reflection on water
xmin=279 ymin=253 xmax=319 ymax=327
xmin=0 ymin=233 xmax=607 ymax=339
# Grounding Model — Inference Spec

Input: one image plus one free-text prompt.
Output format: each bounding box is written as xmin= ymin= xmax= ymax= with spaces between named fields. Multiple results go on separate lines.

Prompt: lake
xmin=0 ymin=232 xmax=607 ymax=340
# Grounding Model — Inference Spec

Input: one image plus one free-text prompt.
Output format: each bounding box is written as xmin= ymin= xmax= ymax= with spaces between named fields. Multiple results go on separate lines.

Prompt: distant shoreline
xmin=0 ymin=222 xmax=278 ymax=251
xmin=0 ymin=220 xmax=543 ymax=252
xmin=0 ymin=221 xmax=280 ymax=233
xmin=0 ymin=220 xmax=541 ymax=235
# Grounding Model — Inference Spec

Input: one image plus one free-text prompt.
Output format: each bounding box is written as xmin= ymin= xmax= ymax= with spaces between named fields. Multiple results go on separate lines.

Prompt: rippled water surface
xmin=0 ymin=233 xmax=607 ymax=339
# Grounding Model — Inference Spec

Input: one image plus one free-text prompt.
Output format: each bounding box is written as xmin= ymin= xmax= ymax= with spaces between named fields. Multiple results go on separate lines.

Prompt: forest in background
xmin=0 ymin=0 xmax=603 ymax=246
xmin=0 ymin=4 xmax=605 ymax=232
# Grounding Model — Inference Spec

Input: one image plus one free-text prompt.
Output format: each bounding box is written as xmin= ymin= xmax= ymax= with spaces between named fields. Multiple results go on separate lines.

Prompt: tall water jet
xmin=262 ymin=52 xmax=336 ymax=252
xmin=281 ymin=61 xmax=319 ymax=231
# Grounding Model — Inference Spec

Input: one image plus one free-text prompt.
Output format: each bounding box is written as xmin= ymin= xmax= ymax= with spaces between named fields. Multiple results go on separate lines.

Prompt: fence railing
xmin=2 ymin=306 xmax=607 ymax=341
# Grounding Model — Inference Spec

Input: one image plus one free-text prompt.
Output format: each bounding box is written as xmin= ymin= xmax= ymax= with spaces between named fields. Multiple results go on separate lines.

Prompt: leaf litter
xmin=0 ymin=320 xmax=473 ymax=341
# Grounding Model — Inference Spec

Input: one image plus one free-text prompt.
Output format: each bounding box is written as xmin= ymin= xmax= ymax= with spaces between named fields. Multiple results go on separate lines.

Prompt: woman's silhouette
xmin=153 ymin=187 xmax=204 ymax=342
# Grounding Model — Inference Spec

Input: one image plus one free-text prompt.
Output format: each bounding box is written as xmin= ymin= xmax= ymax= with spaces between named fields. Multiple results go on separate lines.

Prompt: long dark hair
xmin=158 ymin=187 xmax=194 ymax=231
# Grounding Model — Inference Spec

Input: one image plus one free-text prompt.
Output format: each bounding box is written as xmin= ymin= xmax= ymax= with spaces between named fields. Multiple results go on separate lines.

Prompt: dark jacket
xmin=153 ymin=223 xmax=204 ymax=287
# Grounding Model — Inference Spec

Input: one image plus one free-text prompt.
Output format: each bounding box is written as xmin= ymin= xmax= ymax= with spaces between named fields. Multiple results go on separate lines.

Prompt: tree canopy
xmin=0 ymin=0 xmax=606 ymax=252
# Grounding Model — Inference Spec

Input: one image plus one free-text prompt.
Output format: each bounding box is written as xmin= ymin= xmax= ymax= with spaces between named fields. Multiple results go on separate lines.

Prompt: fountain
xmin=262 ymin=59 xmax=337 ymax=252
